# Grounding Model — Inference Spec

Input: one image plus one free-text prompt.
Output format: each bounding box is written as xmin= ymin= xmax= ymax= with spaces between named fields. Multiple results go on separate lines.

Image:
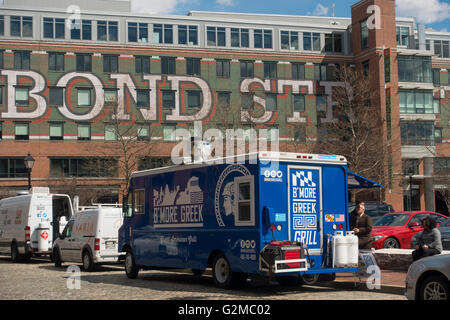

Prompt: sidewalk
xmin=336 ymin=270 xmax=406 ymax=287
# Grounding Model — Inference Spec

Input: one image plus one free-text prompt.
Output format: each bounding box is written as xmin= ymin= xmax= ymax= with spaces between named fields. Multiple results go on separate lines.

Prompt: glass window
xmin=234 ymin=177 xmax=254 ymax=226
xmin=104 ymin=125 xmax=117 ymax=141
xmin=207 ymin=26 xmax=225 ymax=46
xmin=401 ymin=121 xmax=437 ymax=146
xmin=163 ymin=125 xmax=176 ymax=141
xmin=361 ymin=19 xmax=369 ymax=50
xmin=398 ymin=56 xmax=432 ymax=82
xmin=49 ymin=87 xmax=63 ymax=105
xmin=128 ymin=22 xmax=137 ymax=42
xmin=188 ymin=91 xmax=201 ymax=108
xmin=293 ymin=94 xmax=305 ymax=112
xmin=48 ymin=52 xmax=64 ymax=71
xmin=292 ymin=63 xmax=305 ymax=80
xmin=135 ymin=56 xmax=150 ymax=74
xmin=70 ymin=19 xmax=80 ymax=40
xmin=162 ymin=91 xmax=175 ymax=109
xmin=82 ymin=20 xmax=91 ymax=40
xmin=103 ymin=55 xmax=118 ymax=73
xmin=396 ymin=26 xmax=410 ymax=47
xmin=15 ymin=122 xmax=29 ymax=140
xmin=22 ymin=16 xmax=33 ymax=37
xmin=314 ymin=64 xmax=327 ymax=81
xmin=153 ymin=24 xmax=172 ymax=44
xmin=264 ymin=62 xmax=277 ymax=79
xmin=434 ymin=40 xmax=450 ymax=58
xmin=0 ymin=16 xmax=4 ymax=36
xmin=137 ymin=125 xmax=149 ymax=141
xmin=108 ymin=21 xmax=118 ymax=41
xmin=97 ymin=20 xmax=107 ymax=41
xmin=134 ymin=190 xmax=145 ymax=214
xmin=76 ymin=54 xmax=92 ymax=72
xmin=241 ymin=93 xmax=253 ymax=110
xmin=186 ymin=58 xmax=201 ymax=76
xmin=14 ymin=51 xmax=30 ymax=70
xmin=15 ymin=87 xmax=29 ymax=105
xmin=266 ymin=94 xmax=277 ymax=111
xmin=11 ymin=16 xmax=21 ymax=37
xmin=49 ymin=122 xmax=63 ymax=141
xmin=128 ymin=23 xmax=149 ymax=43
xmin=281 ymin=31 xmax=299 ymax=50
xmin=43 ymin=18 xmax=54 ymax=38
xmin=104 ymin=89 xmax=117 ymax=103
xmin=77 ymin=123 xmax=90 ymax=140
xmin=402 ymin=159 xmax=419 ymax=175
xmin=240 ymin=60 xmax=254 ymax=78
xmin=399 ymin=90 xmax=435 ymax=114
xmin=97 ymin=21 xmax=117 ymax=41
xmin=161 ymin=57 xmax=176 ymax=75
xmin=303 ymin=32 xmax=311 ymax=51
xmin=136 ymin=90 xmax=149 ymax=107
xmin=231 ymin=28 xmax=249 ymax=48
xmin=218 ymin=92 xmax=230 ymax=109
xmin=316 ymin=95 xmax=327 ymax=112
xmin=216 ymin=59 xmax=230 ymax=77
xmin=77 ymin=88 xmax=91 ymax=106
xmin=325 ymin=33 xmax=342 ymax=52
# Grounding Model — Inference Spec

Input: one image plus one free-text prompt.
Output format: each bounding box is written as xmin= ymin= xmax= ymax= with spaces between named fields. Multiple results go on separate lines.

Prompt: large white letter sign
xmin=1 ymin=70 xmax=47 ymax=119
xmin=240 ymin=78 xmax=272 ymax=124
xmin=165 ymin=76 xmax=212 ymax=122
xmin=278 ymin=80 xmax=314 ymax=123
xmin=56 ymin=72 xmax=104 ymax=121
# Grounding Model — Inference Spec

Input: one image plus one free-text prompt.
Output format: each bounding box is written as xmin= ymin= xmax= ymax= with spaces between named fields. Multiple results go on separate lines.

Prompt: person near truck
xmin=412 ymin=216 xmax=442 ymax=261
xmin=350 ymin=201 xmax=373 ymax=249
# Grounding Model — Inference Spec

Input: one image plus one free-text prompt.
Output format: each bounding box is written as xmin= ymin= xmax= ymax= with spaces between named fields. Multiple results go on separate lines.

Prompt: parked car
xmin=411 ymin=219 xmax=450 ymax=250
xmin=371 ymin=211 xmax=449 ymax=249
xmin=53 ymin=206 xmax=124 ymax=271
xmin=348 ymin=201 xmax=394 ymax=223
xmin=405 ymin=253 xmax=450 ymax=300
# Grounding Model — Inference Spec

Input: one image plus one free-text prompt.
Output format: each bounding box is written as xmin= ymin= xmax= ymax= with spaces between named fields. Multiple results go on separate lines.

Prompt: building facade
xmin=0 ymin=0 xmax=448 ymax=213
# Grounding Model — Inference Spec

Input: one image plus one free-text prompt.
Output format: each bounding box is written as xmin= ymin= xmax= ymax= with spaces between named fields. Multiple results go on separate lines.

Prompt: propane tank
xmin=346 ymin=231 xmax=359 ymax=266
xmin=37 ymin=222 xmax=50 ymax=252
xmin=333 ymin=231 xmax=347 ymax=268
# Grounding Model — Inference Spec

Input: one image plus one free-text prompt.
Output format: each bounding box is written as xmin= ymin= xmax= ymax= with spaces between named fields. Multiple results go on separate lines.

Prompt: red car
xmin=371 ymin=211 xmax=450 ymax=249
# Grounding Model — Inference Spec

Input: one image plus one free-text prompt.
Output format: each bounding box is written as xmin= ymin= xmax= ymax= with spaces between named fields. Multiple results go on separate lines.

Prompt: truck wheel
xmin=301 ymin=274 xmax=319 ymax=285
xmin=53 ymin=248 xmax=62 ymax=268
xmin=125 ymin=250 xmax=139 ymax=279
xmin=212 ymin=254 xmax=245 ymax=289
xmin=82 ymin=251 xmax=96 ymax=272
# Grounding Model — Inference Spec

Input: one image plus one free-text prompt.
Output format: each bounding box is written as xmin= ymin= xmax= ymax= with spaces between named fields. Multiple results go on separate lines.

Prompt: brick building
xmin=0 ymin=0 xmax=448 ymax=213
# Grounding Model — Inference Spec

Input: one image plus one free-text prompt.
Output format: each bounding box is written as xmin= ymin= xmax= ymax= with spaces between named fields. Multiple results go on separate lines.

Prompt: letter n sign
xmin=384 ymin=48 xmax=391 ymax=83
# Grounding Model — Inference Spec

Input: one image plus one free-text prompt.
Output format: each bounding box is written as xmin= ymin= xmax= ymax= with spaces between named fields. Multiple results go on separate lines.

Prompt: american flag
xmin=335 ymin=214 xmax=345 ymax=222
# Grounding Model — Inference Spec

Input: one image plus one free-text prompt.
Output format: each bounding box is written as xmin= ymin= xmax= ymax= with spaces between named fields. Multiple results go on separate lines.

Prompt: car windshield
xmin=374 ymin=214 xmax=410 ymax=226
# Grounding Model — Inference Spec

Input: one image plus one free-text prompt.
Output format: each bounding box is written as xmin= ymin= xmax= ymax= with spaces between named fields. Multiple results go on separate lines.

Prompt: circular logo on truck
xmin=214 ymin=164 xmax=251 ymax=227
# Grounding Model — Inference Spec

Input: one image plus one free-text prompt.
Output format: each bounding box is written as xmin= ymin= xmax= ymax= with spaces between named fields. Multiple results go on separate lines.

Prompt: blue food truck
xmin=119 ymin=152 xmax=382 ymax=288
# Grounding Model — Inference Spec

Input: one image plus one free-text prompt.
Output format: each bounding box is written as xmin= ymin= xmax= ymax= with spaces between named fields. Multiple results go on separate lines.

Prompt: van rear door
xmin=98 ymin=209 xmax=122 ymax=254
xmin=287 ymin=165 xmax=322 ymax=255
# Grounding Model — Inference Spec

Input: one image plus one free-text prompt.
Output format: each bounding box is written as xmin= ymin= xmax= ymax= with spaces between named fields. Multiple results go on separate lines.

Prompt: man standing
xmin=351 ymin=201 xmax=373 ymax=249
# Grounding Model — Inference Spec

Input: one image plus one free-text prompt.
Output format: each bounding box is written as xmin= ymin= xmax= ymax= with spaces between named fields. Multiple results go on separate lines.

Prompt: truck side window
xmin=234 ymin=176 xmax=255 ymax=226
xmin=124 ymin=191 xmax=133 ymax=217
xmin=63 ymin=220 xmax=74 ymax=238
xmin=134 ymin=189 xmax=145 ymax=214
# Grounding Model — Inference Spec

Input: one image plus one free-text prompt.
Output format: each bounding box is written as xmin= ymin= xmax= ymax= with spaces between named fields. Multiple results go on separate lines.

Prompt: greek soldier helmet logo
xmin=214 ymin=164 xmax=251 ymax=227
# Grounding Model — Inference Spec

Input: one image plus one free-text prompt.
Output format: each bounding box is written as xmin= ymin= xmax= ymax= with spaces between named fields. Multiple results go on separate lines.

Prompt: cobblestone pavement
xmin=0 ymin=255 xmax=406 ymax=300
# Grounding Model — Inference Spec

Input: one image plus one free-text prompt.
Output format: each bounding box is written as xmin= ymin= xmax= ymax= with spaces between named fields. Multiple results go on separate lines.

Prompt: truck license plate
xmin=106 ymin=242 xmax=115 ymax=250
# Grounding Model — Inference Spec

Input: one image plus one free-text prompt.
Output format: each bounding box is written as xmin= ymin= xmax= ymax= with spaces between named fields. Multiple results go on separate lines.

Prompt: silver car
xmin=405 ymin=254 xmax=450 ymax=300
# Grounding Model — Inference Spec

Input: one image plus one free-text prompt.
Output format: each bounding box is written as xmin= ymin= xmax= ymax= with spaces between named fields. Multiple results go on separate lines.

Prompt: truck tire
xmin=276 ymin=275 xmax=303 ymax=287
xmin=82 ymin=251 xmax=96 ymax=272
xmin=125 ymin=250 xmax=139 ymax=279
xmin=53 ymin=247 xmax=62 ymax=268
xmin=211 ymin=253 xmax=246 ymax=289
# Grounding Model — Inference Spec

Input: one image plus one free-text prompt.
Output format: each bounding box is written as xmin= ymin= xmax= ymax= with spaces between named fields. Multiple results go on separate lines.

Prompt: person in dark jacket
xmin=412 ymin=217 xmax=442 ymax=261
xmin=351 ymin=201 xmax=373 ymax=249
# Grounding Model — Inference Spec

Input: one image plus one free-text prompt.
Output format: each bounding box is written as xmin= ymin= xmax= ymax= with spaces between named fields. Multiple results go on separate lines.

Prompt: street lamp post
xmin=24 ymin=153 xmax=35 ymax=190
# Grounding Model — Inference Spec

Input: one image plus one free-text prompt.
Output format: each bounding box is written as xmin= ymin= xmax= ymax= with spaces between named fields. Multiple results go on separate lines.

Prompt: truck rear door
xmin=287 ymin=165 xmax=322 ymax=255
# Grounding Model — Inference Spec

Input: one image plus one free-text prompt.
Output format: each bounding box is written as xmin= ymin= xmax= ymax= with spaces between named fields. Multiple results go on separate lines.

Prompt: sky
xmin=126 ymin=0 xmax=450 ymax=32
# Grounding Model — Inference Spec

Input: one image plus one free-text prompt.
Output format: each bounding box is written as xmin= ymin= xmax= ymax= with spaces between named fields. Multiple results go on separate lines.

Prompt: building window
xmin=434 ymin=157 xmax=450 ymax=174
xmin=77 ymin=123 xmax=91 ymax=141
xmin=128 ymin=22 xmax=148 ymax=43
xmin=325 ymin=33 xmax=342 ymax=53
xmin=14 ymin=51 xmax=30 ymax=70
xmin=50 ymin=158 xmax=117 ymax=177
xmin=254 ymin=29 xmax=272 ymax=49
xmin=161 ymin=57 xmax=176 ymax=75
xmin=11 ymin=16 xmax=33 ymax=37
xmin=402 ymin=159 xmax=419 ymax=175
xmin=71 ymin=19 xmax=92 ymax=40
xmin=316 ymin=95 xmax=327 ymax=112
xmin=103 ymin=55 xmax=118 ymax=73
xmin=434 ymin=40 xmax=450 ymax=58
xmin=266 ymin=94 xmax=277 ymax=111
xmin=207 ymin=26 xmax=226 ymax=47
xmin=136 ymin=90 xmax=150 ymax=107
xmin=218 ymin=92 xmax=230 ymax=109
xmin=49 ymin=87 xmax=63 ymax=106
xmin=398 ymin=56 xmax=432 ymax=83
xmin=97 ymin=21 xmax=118 ymax=41
xmin=186 ymin=58 xmax=201 ymax=76
xmin=216 ymin=59 xmax=230 ymax=78
xmin=0 ymin=51 xmax=3 ymax=69
xmin=48 ymin=52 xmax=64 ymax=71
xmin=361 ymin=19 xmax=369 ymax=50
xmin=43 ymin=18 xmax=65 ymax=39
xmin=264 ymin=62 xmax=277 ymax=79
xmin=432 ymin=69 xmax=440 ymax=85
xmin=303 ymin=32 xmax=320 ymax=51
xmin=104 ymin=125 xmax=117 ymax=141
xmin=240 ymin=60 xmax=254 ymax=78
xmin=293 ymin=94 xmax=305 ymax=112
xmin=234 ymin=176 xmax=255 ymax=226
xmin=15 ymin=122 xmax=29 ymax=140
xmin=138 ymin=157 xmax=170 ymax=170
xmin=162 ymin=91 xmax=175 ymax=109
xmin=399 ymin=90 xmax=434 ymax=114
xmin=400 ymin=121 xmax=438 ymax=146
xmin=178 ymin=25 xmax=198 ymax=45
xmin=49 ymin=122 xmax=63 ymax=141
xmin=77 ymin=88 xmax=91 ymax=106
xmin=135 ymin=56 xmax=150 ymax=74
xmin=396 ymin=26 xmax=410 ymax=47
xmin=15 ymin=87 xmax=29 ymax=105
xmin=0 ymin=16 xmax=4 ymax=36
xmin=187 ymin=91 xmax=201 ymax=108
xmin=0 ymin=158 xmax=28 ymax=178
xmin=314 ymin=64 xmax=328 ymax=81
xmin=281 ymin=31 xmax=299 ymax=50
xmin=104 ymin=89 xmax=117 ymax=104
xmin=292 ymin=63 xmax=305 ymax=80
xmin=76 ymin=54 xmax=92 ymax=72
xmin=0 ymin=122 xmax=2 ymax=140
xmin=137 ymin=125 xmax=149 ymax=141
xmin=231 ymin=28 xmax=249 ymax=48
xmin=241 ymin=93 xmax=253 ymax=110
xmin=163 ymin=125 xmax=176 ymax=141
xmin=153 ymin=24 xmax=173 ymax=44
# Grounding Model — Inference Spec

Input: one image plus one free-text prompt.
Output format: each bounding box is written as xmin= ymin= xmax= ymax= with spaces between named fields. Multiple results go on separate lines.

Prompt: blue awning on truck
xmin=347 ymin=171 xmax=384 ymax=189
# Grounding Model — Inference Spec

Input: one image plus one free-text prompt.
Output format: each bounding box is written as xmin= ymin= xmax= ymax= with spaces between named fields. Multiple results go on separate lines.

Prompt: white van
xmin=0 ymin=187 xmax=73 ymax=262
xmin=52 ymin=206 xmax=124 ymax=271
